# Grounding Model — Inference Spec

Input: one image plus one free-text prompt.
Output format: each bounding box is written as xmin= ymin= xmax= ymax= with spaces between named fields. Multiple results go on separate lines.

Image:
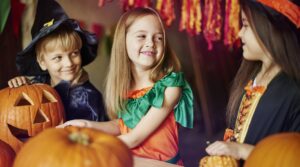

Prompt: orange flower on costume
xmin=224 ymin=128 xmax=234 ymax=141
xmin=244 ymin=80 xmax=265 ymax=97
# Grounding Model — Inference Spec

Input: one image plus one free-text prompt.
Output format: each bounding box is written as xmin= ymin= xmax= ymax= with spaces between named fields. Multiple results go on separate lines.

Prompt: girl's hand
xmin=8 ymin=76 xmax=30 ymax=88
xmin=56 ymin=119 xmax=121 ymax=136
xmin=56 ymin=119 xmax=91 ymax=128
xmin=205 ymin=141 xmax=254 ymax=160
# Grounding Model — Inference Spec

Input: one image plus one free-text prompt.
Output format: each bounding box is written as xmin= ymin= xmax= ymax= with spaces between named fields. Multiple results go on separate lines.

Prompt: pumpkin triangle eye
xmin=34 ymin=109 xmax=49 ymax=123
xmin=15 ymin=93 xmax=33 ymax=106
xmin=42 ymin=90 xmax=57 ymax=103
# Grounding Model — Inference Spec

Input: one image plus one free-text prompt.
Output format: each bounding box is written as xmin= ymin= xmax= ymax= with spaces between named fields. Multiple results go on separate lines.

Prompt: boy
xmin=8 ymin=0 xmax=108 ymax=122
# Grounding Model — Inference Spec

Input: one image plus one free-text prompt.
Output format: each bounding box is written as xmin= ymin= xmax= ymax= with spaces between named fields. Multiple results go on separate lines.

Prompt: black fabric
xmin=30 ymin=0 xmax=68 ymax=37
xmin=16 ymin=0 xmax=98 ymax=76
xmin=231 ymin=73 xmax=300 ymax=145
xmin=32 ymin=75 xmax=108 ymax=122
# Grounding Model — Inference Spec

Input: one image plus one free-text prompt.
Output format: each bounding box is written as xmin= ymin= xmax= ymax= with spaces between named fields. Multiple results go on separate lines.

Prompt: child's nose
xmin=63 ymin=56 xmax=73 ymax=66
xmin=145 ymin=38 xmax=154 ymax=48
xmin=238 ymin=28 xmax=243 ymax=39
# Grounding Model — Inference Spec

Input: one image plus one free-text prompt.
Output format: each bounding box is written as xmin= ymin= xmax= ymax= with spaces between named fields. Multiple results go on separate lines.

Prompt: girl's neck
xmin=255 ymin=62 xmax=281 ymax=87
xmin=130 ymin=68 xmax=154 ymax=90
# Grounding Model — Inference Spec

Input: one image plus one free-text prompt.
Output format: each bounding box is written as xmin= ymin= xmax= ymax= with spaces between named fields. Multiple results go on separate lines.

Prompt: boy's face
xmin=37 ymin=44 xmax=82 ymax=85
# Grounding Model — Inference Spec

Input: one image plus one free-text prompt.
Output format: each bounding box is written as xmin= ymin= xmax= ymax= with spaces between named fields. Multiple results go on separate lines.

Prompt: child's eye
xmin=137 ymin=35 xmax=146 ymax=39
xmin=242 ymin=24 xmax=249 ymax=28
xmin=155 ymin=36 xmax=163 ymax=42
xmin=52 ymin=56 xmax=62 ymax=62
xmin=71 ymin=50 xmax=80 ymax=57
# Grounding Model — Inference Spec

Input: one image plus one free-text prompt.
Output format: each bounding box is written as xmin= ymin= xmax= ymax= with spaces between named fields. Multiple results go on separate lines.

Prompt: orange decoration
xmin=223 ymin=128 xmax=234 ymax=141
xmin=156 ymin=0 xmax=176 ymax=26
xmin=258 ymin=0 xmax=300 ymax=28
xmin=199 ymin=155 xmax=239 ymax=167
xmin=244 ymin=80 xmax=265 ymax=96
xmin=122 ymin=0 xmax=151 ymax=11
xmin=203 ymin=0 xmax=222 ymax=50
xmin=13 ymin=126 xmax=133 ymax=167
xmin=99 ymin=0 xmax=242 ymax=50
xmin=245 ymin=133 xmax=300 ymax=167
xmin=0 ymin=84 xmax=65 ymax=152
xmin=224 ymin=0 xmax=240 ymax=47
xmin=98 ymin=0 xmax=113 ymax=7
xmin=179 ymin=0 xmax=202 ymax=35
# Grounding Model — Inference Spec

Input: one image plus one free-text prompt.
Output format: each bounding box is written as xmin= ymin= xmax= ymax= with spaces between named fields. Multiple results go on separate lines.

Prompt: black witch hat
xmin=16 ymin=0 xmax=98 ymax=75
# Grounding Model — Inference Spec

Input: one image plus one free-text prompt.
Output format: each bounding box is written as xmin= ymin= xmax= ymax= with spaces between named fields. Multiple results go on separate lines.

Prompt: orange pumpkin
xmin=245 ymin=133 xmax=300 ymax=167
xmin=0 ymin=84 xmax=65 ymax=152
xmin=13 ymin=126 xmax=133 ymax=167
xmin=199 ymin=155 xmax=239 ymax=167
xmin=0 ymin=139 xmax=15 ymax=167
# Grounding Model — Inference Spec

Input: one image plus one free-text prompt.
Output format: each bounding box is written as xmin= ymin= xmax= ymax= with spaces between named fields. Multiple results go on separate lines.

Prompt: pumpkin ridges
xmin=245 ymin=133 xmax=300 ymax=167
xmin=0 ymin=84 xmax=65 ymax=152
xmin=199 ymin=155 xmax=239 ymax=167
xmin=13 ymin=127 xmax=133 ymax=167
xmin=41 ymin=84 xmax=64 ymax=126
xmin=14 ymin=128 xmax=70 ymax=167
xmin=93 ymin=141 xmax=132 ymax=166
xmin=31 ymin=85 xmax=45 ymax=134
xmin=44 ymin=84 xmax=65 ymax=125
xmin=38 ymin=85 xmax=52 ymax=128
xmin=77 ymin=143 xmax=100 ymax=166
xmin=67 ymin=127 xmax=133 ymax=166
xmin=61 ymin=142 xmax=83 ymax=167
xmin=74 ymin=127 xmax=133 ymax=165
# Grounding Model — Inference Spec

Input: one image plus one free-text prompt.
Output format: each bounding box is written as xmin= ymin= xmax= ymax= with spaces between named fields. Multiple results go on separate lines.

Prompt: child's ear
xmin=37 ymin=57 xmax=47 ymax=71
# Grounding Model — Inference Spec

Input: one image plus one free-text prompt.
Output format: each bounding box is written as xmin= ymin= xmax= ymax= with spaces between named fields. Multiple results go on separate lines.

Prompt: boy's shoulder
xmin=30 ymin=75 xmax=51 ymax=84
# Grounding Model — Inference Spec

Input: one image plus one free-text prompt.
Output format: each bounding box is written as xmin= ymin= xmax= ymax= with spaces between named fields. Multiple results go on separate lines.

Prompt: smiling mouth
xmin=7 ymin=124 xmax=30 ymax=142
xmin=62 ymin=70 xmax=75 ymax=73
xmin=141 ymin=51 xmax=156 ymax=56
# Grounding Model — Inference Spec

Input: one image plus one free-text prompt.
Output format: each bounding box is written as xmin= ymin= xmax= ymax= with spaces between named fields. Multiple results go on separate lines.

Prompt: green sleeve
xmin=119 ymin=72 xmax=194 ymax=129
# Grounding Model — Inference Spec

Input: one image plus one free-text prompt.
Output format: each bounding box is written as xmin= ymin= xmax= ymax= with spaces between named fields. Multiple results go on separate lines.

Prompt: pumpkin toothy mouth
xmin=7 ymin=124 xmax=30 ymax=142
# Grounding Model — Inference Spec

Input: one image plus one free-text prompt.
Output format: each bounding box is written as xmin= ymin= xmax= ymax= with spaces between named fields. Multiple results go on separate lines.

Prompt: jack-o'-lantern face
xmin=0 ymin=84 xmax=65 ymax=152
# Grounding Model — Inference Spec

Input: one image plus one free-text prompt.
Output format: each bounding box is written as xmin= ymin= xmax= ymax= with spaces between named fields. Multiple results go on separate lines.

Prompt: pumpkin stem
xmin=68 ymin=132 xmax=90 ymax=145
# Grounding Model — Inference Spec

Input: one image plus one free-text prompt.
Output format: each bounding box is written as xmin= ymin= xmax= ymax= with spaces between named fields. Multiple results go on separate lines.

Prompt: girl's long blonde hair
xmin=105 ymin=8 xmax=181 ymax=118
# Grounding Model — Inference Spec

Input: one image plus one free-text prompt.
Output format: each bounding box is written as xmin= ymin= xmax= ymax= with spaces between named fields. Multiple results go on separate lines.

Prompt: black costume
xmin=15 ymin=0 xmax=108 ymax=122
xmin=230 ymin=73 xmax=300 ymax=145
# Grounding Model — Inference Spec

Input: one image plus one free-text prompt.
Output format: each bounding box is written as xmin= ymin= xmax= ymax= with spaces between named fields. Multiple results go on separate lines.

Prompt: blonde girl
xmin=59 ymin=7 xmax=194 ymax=165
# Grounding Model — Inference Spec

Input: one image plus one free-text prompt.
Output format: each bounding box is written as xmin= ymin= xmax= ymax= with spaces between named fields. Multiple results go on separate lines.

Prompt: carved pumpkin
xmin=13 ymin=126 xmax=133 ymax=167
xmin=199 ymin=155 xmax=239 ymax=167
xmin=0 ymin=84 xmax=65 ymax=152
xmin=245 ymin=133 xmax=300 ymax=167
xmin=0 ymin=140 xmax=15 ymax=167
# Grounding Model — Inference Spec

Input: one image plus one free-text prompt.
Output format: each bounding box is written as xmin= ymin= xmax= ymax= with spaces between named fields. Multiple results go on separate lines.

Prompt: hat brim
xmin=16 ymin=19 xmax=98 ymax=76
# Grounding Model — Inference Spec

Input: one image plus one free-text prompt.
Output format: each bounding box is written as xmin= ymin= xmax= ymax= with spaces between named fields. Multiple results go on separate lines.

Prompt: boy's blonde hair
xmin=35 ymin=27 xmax=82 ymax=61
xmin=105 ymin=8 xmax=181 ymax=118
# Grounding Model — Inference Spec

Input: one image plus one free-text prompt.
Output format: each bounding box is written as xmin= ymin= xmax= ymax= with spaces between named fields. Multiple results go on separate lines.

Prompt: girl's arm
xmin=205 ymin=141 xmax=254 ymax=160
xmin=57 ymin=119 xmax=121 ymax=136
xmin=118 ymin=86 xmax=182 ymax=148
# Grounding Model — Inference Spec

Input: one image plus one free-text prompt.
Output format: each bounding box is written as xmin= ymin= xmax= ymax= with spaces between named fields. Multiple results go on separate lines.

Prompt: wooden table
xmin=134 ymin=156 xmax=183 ymax=167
